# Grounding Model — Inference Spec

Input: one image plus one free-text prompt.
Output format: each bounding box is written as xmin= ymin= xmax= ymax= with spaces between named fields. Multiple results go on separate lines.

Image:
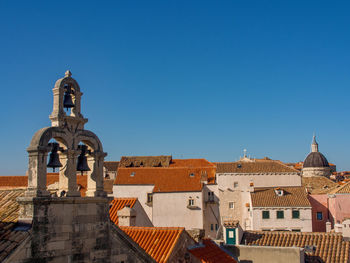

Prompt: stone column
xmin=66 ymin=149 xmax=81 ymax=197
xmin=25 ymin=147 xmax=50 ymax=197
xmin=86 ymin=151 xmax=107 ymax=197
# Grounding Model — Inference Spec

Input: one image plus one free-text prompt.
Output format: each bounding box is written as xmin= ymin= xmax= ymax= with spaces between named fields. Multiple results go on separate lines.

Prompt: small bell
xmin=77 ymin=145 xmax=90 ymax=175
xmin=63 ymin=85 xmax=74 ymax=111
xmin=47 ymin=142 xmax=62 ymax=172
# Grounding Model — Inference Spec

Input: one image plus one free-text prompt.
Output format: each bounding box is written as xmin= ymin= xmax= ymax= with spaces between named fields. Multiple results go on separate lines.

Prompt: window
xmin=292 ymin=210 xmax=300 ymax=219
xmin=316 ymin=212 xmax=323 ymax=221
xmin=262 ymin=211 xmax=270 ymax=219
xmin=215 ymin=224 xmax=218 ymax=231
xmin=147 ymin=193 xmax=153 ymax=203
xmin=229 ymin=202 xmax=234 ymax=209
xmin=130 ymin=172 xmax=135 ymax=177
xmin=208 ymin=192 xmax=214 ymax=202
xmin=262 ymin=229 xmax=270 ymax=231
xmin=277 ymin=211 xmax=284 ymax=219
xmin=210 ymin=224 xmax=214 ymax=231
xmin=292 ymin=229 xmax=301 ymax=232
xmin=188 ymin=198 xmax=194 ymax=206
xmin=190 ymin=173 xmax=195 ymax=177
xmin=234 ymin=182 xmax=239 ymax=188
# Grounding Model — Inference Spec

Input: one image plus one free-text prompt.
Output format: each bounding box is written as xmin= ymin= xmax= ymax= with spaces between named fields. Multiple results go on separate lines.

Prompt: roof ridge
xmin=120 ymin=226 xmax=184 ymax=231
xmin=328 ymin=181 xmax=350 ymax=194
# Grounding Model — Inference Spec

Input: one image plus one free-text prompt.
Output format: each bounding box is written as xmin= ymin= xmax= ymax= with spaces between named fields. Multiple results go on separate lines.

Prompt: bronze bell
xmin=47 ymin=142 xmax=62 ymax=172
xmin=63 ymin=85 xmax=74 ymax=110
xmin=77 ymin=145 xmax=90 ymax=175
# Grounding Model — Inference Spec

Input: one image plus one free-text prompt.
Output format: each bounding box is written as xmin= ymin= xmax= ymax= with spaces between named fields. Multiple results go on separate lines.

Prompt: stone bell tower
xmin=24 ymin=70 xmax=106 ymax=198
xmin=13 ymin=72 xmax=153 ymax=263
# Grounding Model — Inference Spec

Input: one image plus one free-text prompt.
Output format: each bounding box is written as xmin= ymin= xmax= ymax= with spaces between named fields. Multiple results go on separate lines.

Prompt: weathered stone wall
xmin=167 ymin=231 xmax=200 ymax=263
xmin=10 ymin=196 xmax=154 ymax=263
xmin=226 ymin=245 xmax=304 ymax=263
xmin=302 ymin=167 xmax=331 ymax=177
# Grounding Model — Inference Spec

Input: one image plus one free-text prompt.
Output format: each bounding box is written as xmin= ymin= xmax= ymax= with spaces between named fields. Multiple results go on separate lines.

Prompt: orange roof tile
xmin=109 ymin=198 xmax=137 ymax=225
xmin=327 ymin=181 xmax=350 ymax=194
xmin=120 ymin=226 xmax=183 ymax=263
xmin=0 ymin=174 xmax=115 ymax=197
xmin=251 ymin=187 xmax=311 ymax=207
xmin=243 ymin=231 xmax=350 ymax=263
xmin=115 ymin=159 xmax=216 ymax=192
xmin=189 ymin=238 xmax=237 ymax=263
xmin=302 ymin=176 xmax=338 ymax=194
xmin=215 ymin=159 xmax=298 ymax=174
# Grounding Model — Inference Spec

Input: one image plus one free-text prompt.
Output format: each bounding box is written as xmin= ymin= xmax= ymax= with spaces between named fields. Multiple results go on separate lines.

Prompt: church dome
xmin=303 ymin=152 xmax=329 ymax=168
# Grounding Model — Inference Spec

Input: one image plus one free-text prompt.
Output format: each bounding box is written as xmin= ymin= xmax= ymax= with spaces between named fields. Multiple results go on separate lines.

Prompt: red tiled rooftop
xmin=243 ymin=231 xmax=350 ymax=263
xmin=120 ymin=226 xmax=183 ymax=263
xmin=109 ymin=198 xmax=137 ymax=225
xmin=189 ymin=238 xmax=237 ymax=263
xmin=0 ymin=174 xmax=111 ymax=197
xmin=114 ymin=159 xmax=216 ymax=192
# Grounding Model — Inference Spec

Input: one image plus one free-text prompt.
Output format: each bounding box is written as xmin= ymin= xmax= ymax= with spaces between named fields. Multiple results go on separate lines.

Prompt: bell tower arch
xmin=25 ymin=70 xmax=107 ymax=198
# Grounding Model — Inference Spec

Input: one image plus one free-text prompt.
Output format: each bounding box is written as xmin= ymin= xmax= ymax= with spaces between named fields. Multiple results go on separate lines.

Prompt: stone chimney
xmin=118 ymin=205 xmax=136 ymax=227
xmin=326 ymin=221 xmax=332 ymax=232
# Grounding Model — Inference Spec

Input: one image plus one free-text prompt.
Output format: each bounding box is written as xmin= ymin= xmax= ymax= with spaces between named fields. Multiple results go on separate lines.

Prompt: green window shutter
xmin=292 ymin=210 xmax=300 ymax=219
xmin=262 ymin=211 xmax=270 ymax=219
xmin=277 ymin=211 xmax=284 ymax=219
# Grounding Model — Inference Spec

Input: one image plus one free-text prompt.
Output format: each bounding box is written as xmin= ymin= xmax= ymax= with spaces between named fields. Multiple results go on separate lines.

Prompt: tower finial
xmin=243 ymin=149 xmax=247 ymax=158
xmin=65 ymin=70 xmax=72 ymax=78
xmin=311 ymin=134 xmax=318 ymax=152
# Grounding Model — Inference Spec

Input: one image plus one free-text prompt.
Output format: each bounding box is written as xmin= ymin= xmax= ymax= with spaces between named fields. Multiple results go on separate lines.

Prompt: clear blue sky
xmin=1 ymin=1 xmax=350 ymax=175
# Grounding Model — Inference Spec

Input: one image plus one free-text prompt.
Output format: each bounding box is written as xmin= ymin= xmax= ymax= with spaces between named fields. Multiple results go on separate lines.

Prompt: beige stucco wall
xmin=203 ymin=184 xmax=221 ymax=238
xmin=219 ymin=189 xmax=252 ymax=230
xmin=133 ymin=200 xmax=154 ymax=227
xmin=230 ymin=245 xmax=304 ymax=263
xmin=341 ymin=219 xmax=350 ymax=240
xmin=152 ymin=191 xmax=204 ymax=230
xmin=114 ymin=185 xmax=154 ymax=222
xmin=251 ymin=207 xmax=312 ymax=232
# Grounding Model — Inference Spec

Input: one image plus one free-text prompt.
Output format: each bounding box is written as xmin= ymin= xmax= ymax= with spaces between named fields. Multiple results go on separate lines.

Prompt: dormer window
xmin=190 ymin=173 xmax=195 ymax=177
xmin=275 ymin=188 xmax=283 ymax=196
xmin=130 ymin=172 xmax=135 ymax=177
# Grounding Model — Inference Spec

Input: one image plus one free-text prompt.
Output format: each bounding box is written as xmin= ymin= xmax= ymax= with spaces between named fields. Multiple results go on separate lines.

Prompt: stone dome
xmin=303 ymin=152 xmax=329 ymax=168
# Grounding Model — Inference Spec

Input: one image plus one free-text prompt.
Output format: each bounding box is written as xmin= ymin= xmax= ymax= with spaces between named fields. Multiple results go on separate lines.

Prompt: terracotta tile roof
xmin=302 ymin=177 xmax=338 ymax=194
xmin=170 ymin=159 xmax=216 ymax=168
xmin=215 ymin=159 xmax=298 ymax=174
xmin=120 ymin=226 xmax=183 ymax=263
xmin=189 ymin=238 xmax=237 ymax=263
xmin=109 ymin=198 xmax=137 ymax=225
xmin=0 ymin=189 xmax=30 ymax=262
xmin=327 ymin=181 xmax=350 ymax=194
xmin=0 ymin=174 xmax=111 ymax=197
xmin=115 ymin=159 xmax=216 ymax=192
xmin=223 ymin=220 xmax=240 ymax=228
xmin=251 ymin=187 xmax=311 ymax=207
xmin=104 ymin=161 xmax=119 ymax=171
xmin=119 ymin=156 xmax=172 ymax=168
xmin=0 ymin=176 xmax=28 ymax=189
xmin=242 ymin=231 xmax=350 ymax=263
xmin=0 ymin=190 xmax=24 ymax=223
